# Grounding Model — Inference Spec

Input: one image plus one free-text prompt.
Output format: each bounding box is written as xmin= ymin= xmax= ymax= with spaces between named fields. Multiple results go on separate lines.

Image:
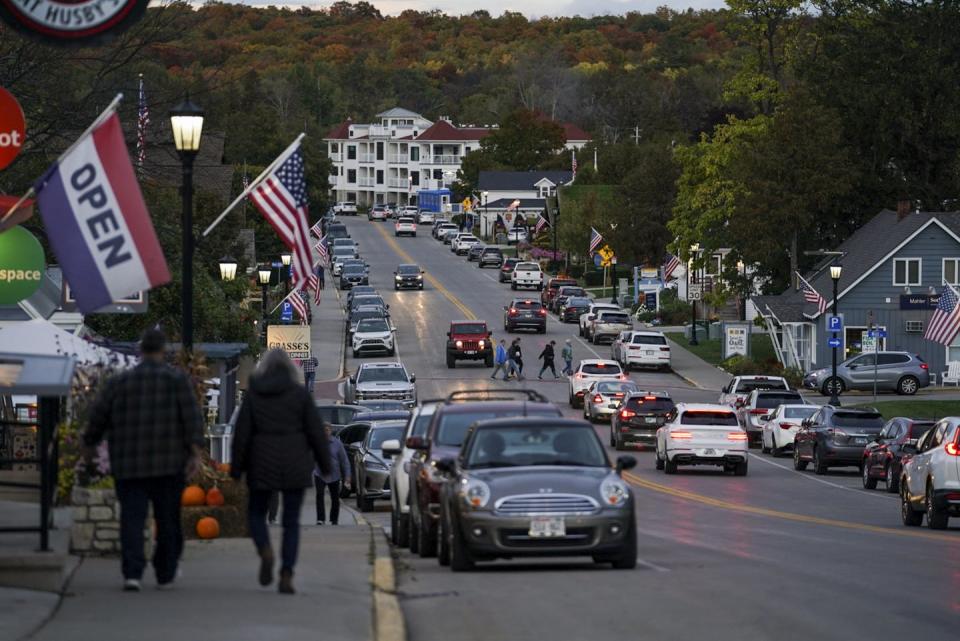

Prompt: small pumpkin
xmin=196 ymin=516 xmax=220 ymax=539
xmin=181 ymin=485 xmax=206 ymax=506
xmin=216 ymin=462 xmax=231 ymax=474
xmin=205 ymin=487 xmax=225 ymax=507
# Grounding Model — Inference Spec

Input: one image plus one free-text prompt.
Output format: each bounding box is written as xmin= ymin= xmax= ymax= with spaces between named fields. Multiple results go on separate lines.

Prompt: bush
xmin=720 ymin=356 xmax=804 ymax=388
xmin=658 ymin=288 xmax=692 ymax=325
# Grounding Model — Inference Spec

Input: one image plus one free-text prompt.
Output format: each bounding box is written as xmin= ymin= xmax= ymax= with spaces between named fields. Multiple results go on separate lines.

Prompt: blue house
xmin=756 ymin=209 xmax=960 ymax=377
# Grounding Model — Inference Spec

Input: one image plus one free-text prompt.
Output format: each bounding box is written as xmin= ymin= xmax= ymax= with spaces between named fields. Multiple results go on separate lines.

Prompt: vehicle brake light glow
xmin=538 ymin=309 xmax=547 ymax=316
xmin=727 ymin=432 xmax=748 ymax=441
xmin=619 ymin=375 xmax=629 ymax=381
xmin=644 ymin=396 xmax=656 ymax=400
xmin=620 ymin=409 xmax=636 ymax=419
xmin=671 ymin=431 xmax=693 ymax=439
xmin=919 ymin=363 xmax=929 ymax=370
xmin=575 ymin=373 xmax=584 ymax=379
xmin=779 ymin=423 xmax=793 ymax=430
xmin=946 ymin=441 xmax=960 ymax=456
xmin=750 ymin=409 xmax=769 ymax=415
xmin=593 ymin=394 xmax=603 ymax=403
xmin=509 ymin=308 xmax=518 ymax=316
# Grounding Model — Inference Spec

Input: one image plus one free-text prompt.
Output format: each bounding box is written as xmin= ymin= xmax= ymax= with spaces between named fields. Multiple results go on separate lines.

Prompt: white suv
xmin=351 ymin=317 xmax=395 ymax=358
xmin=568 ymin=359 xmax=626 ymax=408
xmin=580 ymin=302 xmax=620 ymax=339
xmin=382 ymin=402 xmax=438 ymax=548
xmin=452 ymin=234 xmax=479 ymax=255
xmin=612 ymin=330 xmax=671 ymax=370
xmin=900 ymin=417 xmax=960 ymax=529
xmin=656 ymin=403 xmax=748 ymax=475
xmin=395 ymin=217 xmax=417 ymax=237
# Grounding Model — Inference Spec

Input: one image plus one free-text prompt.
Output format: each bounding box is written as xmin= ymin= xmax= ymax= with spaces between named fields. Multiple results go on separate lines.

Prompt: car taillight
xmin=750 ymin=409 xmax=769 ymax=415
xmin=660 ymin=347 xmax=670 ymax=352
xmin=620 ymin=409 xmax=636 ymax=419
xmin=575 ymin=373 xmax=584 ymax=379
xmin=509 ymin=308 xmax=518 ymax=316
xmin=643 ymin=396 xmax=656 ymax=400
xmin=593 ymin=394 xmax=603 ymax=403
xmin=946 ymin=441 xmax=960 ymax=456
xmin=619 ymin=375 xmax=629 ymax=381
xmin=779 ymin=423 xmax=793 ymax=430
xmin=919 ymin=363 xmax=929 ymax=370
xmin=613 ymin=392 xmax=624 ymax=397
xmin=538 ymin=309 xmax=547 ymax=316
xmin=671 ymin=431 xmax=693 ymax=439
xmin=727 ymin=432 xmax=748 ymax=441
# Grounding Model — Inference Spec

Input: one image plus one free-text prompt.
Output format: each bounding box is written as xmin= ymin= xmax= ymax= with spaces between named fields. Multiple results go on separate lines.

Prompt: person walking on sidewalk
xmin=538 ymin=340 xmax=559 ymax=379
xmin=314 ymin=423 xmax=351 ymax=525
xmin=84 ymin=328 xmax=204 ymax=592
xmin=301 ymin=355 xmax=318 ymax=394
xmin=231 ymin=349 xmax=331 ymax=595
xmin=561 ymin=339 xmax=574 ymax=376
xmin=491 ymin=339 xmax=510 ymax=380
xmin=315 ymin=263 xmax=325 ymax=289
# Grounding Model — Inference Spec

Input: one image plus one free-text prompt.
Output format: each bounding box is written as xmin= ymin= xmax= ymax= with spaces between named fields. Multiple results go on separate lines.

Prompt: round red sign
xmin=0 ymin=87 xmax=25 ymax=171
xmin=0 ymin=0 xmax=148 ymax=43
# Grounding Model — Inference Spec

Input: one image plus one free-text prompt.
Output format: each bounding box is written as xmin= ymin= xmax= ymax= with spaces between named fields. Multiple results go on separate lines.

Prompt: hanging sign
xmin=0 ymin=0 xmax=150 ymax=44
xmin=0 ymin=88 xmax=25 ymax=170
xmin=0 ymin=225 xmax=45 ymax=304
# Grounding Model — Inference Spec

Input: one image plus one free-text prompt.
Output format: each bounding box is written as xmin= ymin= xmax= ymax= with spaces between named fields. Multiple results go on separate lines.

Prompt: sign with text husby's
xmin=267 ymin=325 xmax=311 ymax=360
xmin=0 ymin=225 xmax=44 ymax=304
xmin=0 ymin=0 xmax=150 ymax=45
xmin=0 ymin=87 xmax=25 ymax=170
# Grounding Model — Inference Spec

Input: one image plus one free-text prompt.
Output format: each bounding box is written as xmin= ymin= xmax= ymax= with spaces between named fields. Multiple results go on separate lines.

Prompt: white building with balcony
xmin=324 ymin=107 xmax=590 ymax=208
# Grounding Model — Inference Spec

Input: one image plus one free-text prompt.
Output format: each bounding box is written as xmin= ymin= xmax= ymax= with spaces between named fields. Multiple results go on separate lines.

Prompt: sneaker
xmin=330 ymin=521 xmax=338 ymax=526
xmin=316 ymin=520 xmax=325 ymax=525
xmin=123 ymin=579 xmax=142 ymax=592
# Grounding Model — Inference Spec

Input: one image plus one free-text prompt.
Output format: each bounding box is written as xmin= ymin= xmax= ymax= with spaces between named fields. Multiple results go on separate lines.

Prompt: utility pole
xmin=633 ymin=126 xmax=641 ymax=145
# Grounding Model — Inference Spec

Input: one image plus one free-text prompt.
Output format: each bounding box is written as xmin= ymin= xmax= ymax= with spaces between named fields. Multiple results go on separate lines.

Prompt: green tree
xmin=479 ymin=109 xmax=566 ymax=170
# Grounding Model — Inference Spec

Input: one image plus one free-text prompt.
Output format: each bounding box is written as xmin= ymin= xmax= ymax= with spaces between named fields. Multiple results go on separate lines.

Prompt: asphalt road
xmin=336 ymin=216 xmax=960 ymax=641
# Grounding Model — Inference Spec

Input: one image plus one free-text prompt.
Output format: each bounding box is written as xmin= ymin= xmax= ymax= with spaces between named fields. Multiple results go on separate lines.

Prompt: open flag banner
xmin=33 ymin=113 xmax=170 ymax=314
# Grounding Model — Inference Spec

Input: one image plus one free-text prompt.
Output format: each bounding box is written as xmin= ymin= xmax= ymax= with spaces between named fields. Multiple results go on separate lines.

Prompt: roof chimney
xmin=897 ymin=199 xmax=911 ymax=220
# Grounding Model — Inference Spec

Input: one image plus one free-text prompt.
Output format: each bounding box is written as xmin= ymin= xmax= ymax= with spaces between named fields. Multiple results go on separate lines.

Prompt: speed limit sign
xmin=688 ymin=284 xmax=703 ymax=300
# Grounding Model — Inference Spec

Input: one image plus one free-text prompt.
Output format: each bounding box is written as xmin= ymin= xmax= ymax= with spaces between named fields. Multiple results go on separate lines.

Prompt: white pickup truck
xmin=510 ymin=262 xmax=543 ymax=291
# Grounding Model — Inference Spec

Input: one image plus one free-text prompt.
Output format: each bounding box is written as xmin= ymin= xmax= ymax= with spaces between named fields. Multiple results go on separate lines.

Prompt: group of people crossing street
xmin=491 ymin=337 xmax=574 ymax=381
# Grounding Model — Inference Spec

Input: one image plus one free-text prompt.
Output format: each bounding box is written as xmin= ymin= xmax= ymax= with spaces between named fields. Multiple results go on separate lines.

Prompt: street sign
xmin=828 ymin=337 xmax=841 ymax=348
xmin=867 ymin=329 xmax=888 ymax=338
xmin=827 ymin=314 xmax=844 ymax=333
xmin=0 ymin=88 xmax=25 ymax=170
xmin=688 ymin=284 xmax=703 ymax=301
xmin=280 ymin=301 xmax=293 ymax=323
xmin=593 ymin=253 xmax=602 ymax=267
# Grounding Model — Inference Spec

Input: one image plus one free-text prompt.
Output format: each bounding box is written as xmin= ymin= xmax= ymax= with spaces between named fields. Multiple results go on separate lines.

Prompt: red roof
xmin=324 ymin=118 xmax=352 ymax=139
xmin=415 ymin=120 xmax=491 ymax=142
xmin=562 ymin=122 xmax=591 ymax=141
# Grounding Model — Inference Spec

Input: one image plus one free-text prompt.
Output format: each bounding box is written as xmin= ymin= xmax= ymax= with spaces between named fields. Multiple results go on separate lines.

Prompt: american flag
xmin=571 ymin=150 xmax=577 ymax=180
xmin=310 ymin=219 xmax=323 ymax=239
xmin=290 ymin=290 xmax=309 ymax=324
xmin=314 ymin=235 xmax=329 ymax=263
xmin=796 ymin=272 xmax=828 ymax=314
xmin=663 ymin=253 xmax=681 ymax=281
xmin=534 ymin=212 xmax=550 ymax=234
xmin=249 ymin=143 xmax=313 ymax=291
xmin=136 ymin=74 xmax=148 ymax=172
xmin=589 ymin=227 xmax=603 ymax=253
xmin=308 ymin=273 xmax=321 ymax=305
xmin=924 ymin=283 xmax=960 ymax=345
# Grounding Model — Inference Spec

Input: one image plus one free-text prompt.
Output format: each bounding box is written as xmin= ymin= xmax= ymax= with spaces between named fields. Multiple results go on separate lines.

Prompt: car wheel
xmin=437 ymin=512 xmax=450 ymax=567
xmin=448 ymin=517 xmax=475 ymax=572
xmin=655 ymin=450 xmax=665 ymax=470
xmin=511 ymin=283 xmax=517 ymax=290
xmin=761 ymin=438 xmax=771 ymax=455
xmin=734 ymin=460 xmax=748 ymax=476
xmin=352 ymin=349 xmax=359 ymax=358
xmin=417 ymin=515 xmax=437 ymax=558
xmin=813 ymin=447 xmax=829 ymax=475
xmin=396 ymin=512 xmax=410 ymax=548
xmin=901 ymin=485 xmax=923 ymax=526
xmin=897 ymin=376 xmax=919 ymax=396
xmin=926 ymin=482 xmax=949 ymax=529
xmin=885 ymin=463 xmax=899 ymax=494
xmin=388 ymin=348 xmax=395 ymax=357
xmin=664 ymin=456 xmax=678 ymax=475
xmin=609 ymin=519 xmax=637 ymax=570
xmin=821 ymin=377 xmax=844 ymax=396
xmin=578 ymin=326 xmax=584 ymax=337
xmin=446 ymin=354 xmax=456 ymax=368
xmin=862 ymin=460 xmax=878 ymax=489
xmin=793 ymin=447 xmax=808 ymax=471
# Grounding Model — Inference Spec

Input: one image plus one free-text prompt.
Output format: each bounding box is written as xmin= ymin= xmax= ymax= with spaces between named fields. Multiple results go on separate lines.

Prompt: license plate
xmin=645 ymin=417 xmax=657 ymax=424
xmin=528 ymin=516 xmax=565 ymax=538
xmin=700 ymin=448 xmax=717 ymax=456
xmin=645 ymin=350 xmax=655 ymax=356
xmin=853 ymin=437 xmax=867 ymax=445
xmin=465 ymin=350 xmax=476 ymax=355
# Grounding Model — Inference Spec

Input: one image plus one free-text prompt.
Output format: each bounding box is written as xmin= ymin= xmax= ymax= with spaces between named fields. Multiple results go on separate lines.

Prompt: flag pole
xmin=1 ymin=93 xmax=123 ymax=226
xmin=202 ymin=132 xmax=306 ymax=238
xmin=269 ymin=283 xmax=306 ymax=316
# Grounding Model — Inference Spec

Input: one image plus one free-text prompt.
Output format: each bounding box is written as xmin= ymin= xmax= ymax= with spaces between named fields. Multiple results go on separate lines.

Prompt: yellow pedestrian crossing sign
xmin=462 ymin=198 xmax=472 ymax=212
xmin=597 ymin=245 xmax=615 ymax=267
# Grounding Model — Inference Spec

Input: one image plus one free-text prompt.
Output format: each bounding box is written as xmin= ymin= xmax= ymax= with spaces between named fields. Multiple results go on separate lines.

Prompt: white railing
xmin=359 ymin=154 xmax=375 ymax=163
xmin=387 ymin=178 xmax=409 ymax=188
xmin=328 ymin=153 xmax=342 ymax=162
xmin=387 ymin=155 xmax=407 ymax=164
xmin=369 ymin=124 xmax=417 ymax=138
xmin=431 ymin=155 xmax=460 ymax=165
xmin=357 ymin=177 xmax=375 ymax=187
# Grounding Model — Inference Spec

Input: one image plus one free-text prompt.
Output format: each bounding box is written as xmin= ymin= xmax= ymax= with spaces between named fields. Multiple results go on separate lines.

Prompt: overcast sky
xmin=226 ymin=0 xmax=729 ymax=17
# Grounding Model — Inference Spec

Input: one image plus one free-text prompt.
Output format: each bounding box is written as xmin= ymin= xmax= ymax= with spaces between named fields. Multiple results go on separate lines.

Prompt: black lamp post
xmin=689 ymin=243 xmax=700 ymax=346
xmin=257 ymin=265 xmax=272 ymax=342
xmin=218 ymin=256 xmax=238 ymax=282
xmin=829 ymin=263 xmax=843 ymax=406
xmin=170 ymin=96 xmax=204 ymax=352
xmin=737 ymin=259 xmax=747 ymax=321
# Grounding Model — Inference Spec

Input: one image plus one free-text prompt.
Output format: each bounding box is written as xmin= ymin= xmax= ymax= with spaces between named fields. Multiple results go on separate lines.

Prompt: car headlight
xmin=478 ymin=340 xmax=485 ymax=349
xmin=460 ymin=478 xmax=490 ymax=508
xmin=455 ymin=340 xmax=463 ymax=348
xmin=416 ymin=274 xmax=423 ymax=279
xmin=600 ymin=478 xmax=629 ymax=507
xmin=395 ymin=275 xmax=402 ymax=281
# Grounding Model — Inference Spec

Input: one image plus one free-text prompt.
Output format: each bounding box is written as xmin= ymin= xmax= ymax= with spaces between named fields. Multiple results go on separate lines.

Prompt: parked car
xmin=656 ymin=403 xmax=748 ymax=475
xmin=453 ymin=234 xmax=480 ymax=255
xmin=559 ymin=296 xmax=591 ymax=323
xmin=499 ymin=257 xmax=521 ymax=282
xmin=331 ymin=247 xmax=356 ymax=276
xmin=478 ymin=247 xmax=503 ymax=268
xmin=736 ymin=389 xmax=806 ymax=447
xmin=862 ymin=418 xmax=935 ymax=492
xmin=313 ymin=403 xmax=365 ymax=434
xmin=503 ymin=298 xmax=547 ymax=333
xmin=446 ymin=320 xmax=493 ymax=368
xmin=334 ymin=201 xmax=358 ymax=215
xmin=506 ymin=227 xmax=528 ymax=245
xmin=759 ymin=404 xmax=818 ymax=456
xmin=583 ymin=380 xmax=641 ymax=423
xmin=351 ymin=317 xmax=395 ymax=357
xmin=351 ymin=420 xmax=406 ymax=511
xmin=439 ymin=226 xmax=460 ymax=243
xmin=542 ymin=277 xmax=578 ymax=308
xmin=344 ymin=362 xmax=416 ymax=407
xmin=346 ymin=286 xmax=377 ymax=306
xmin=793 ymin=406 xmax=885 ymax=474
xmin=612 ymin=330 xmax=671 ymax=371
xmin=417 ymin=211 xmax=435 ymax=225
xmin=338 ymin=263 xmax=369 ymax=290
xmin=719 ymin=375 xmax=790 ymax=407
xmin=568 ymin=359 xmax=627 ymax=408
xmin=580 ymin=303 xmax=620 ymax=339
xmin=332 ymin=237 xmax=358 ymax=255
xmin=369 ymin=204 xmax=388 ymax=221
xmin=610 ymin=392 xmax=676 ymax=451
xmin=395 ymin=216 xmax=417 ymax=237
xmin=511 ymin=262 xmax=543 ymax=291
xmin=347 ymin=305 xmax=388 ymax=337
xmin=803 ymin=351 xmax=930 ymax=396
xmin=383 ymin=402 xmax=439 ymax=547
xmin=394 ymin=264 xmax=424 ymax=290
xmin=899 ymin=418 xmax=960 ymax=529
xmin=467 ymin=244 xmax=486 ymax=262
xmin=436 ymin=417 xmax=637 ymax=571
xmin=590 ymin=309 xmax=633 ymax=345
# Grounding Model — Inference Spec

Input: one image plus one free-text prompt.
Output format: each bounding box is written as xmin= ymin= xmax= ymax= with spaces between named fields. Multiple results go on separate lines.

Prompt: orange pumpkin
xmin=205 ymin=487 xmax=225 ymax=507
xmin=216 ymin=462 xmax=231 ymax=474
xmin=181 ymin=485 xmax=206 ymax=506
xmin=196 ymin=516 xmax=220 ymax=539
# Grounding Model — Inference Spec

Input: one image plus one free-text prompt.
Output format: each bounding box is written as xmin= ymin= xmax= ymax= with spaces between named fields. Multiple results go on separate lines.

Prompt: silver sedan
xmin=584 ymin=381 xmax=641 ymax=423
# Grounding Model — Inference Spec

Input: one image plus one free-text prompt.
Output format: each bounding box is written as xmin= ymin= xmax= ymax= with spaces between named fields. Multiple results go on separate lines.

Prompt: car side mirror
xmin=901 ymin=443 xmax=918 ymax=455
xmin=381 ymin=439 xmax=402 ymax=457
xmin=405 ymin=436 xmax=428 ymax=450
xmin=615 ymin=455 xmax=637 ymax=474
xmin=409 ymin=374 xmax=416 ymax=383
xmin=435 ymin=457 xmax=456 ymax=475
xmin=446 ymin=332 xmax=451 ymax=338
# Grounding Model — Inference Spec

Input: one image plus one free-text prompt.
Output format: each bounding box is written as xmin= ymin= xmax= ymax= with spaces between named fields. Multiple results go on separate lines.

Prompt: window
xmin=850 ymin=353 xmax=876 ymax=367
xmin=376 ymin=142 xmax=384 ymax=161
xmin=433 ymin=169 xmax=442 ymax=180
xmin=943 ymin=258 xmax=960 ymax=285
xmin=376 ymin=170 xmax=383 ymax=185
xmin=410 ymin=147 xmax=419 ymax=161
xmin=893 ymin=258 xmax=921 ymax=286
xmin=411 ymin=171 xmax=419 ymax=186
xmin=331 ymin=143 xmax=339 ymax=153
xmin=878 ymin=354 xmax=910 ymax=365
xmin=347 ymin=169 xmax=356 ymax=184
xmin=347 ymin=145 xmax=356 ymax=160
xmin=905 ymin=320 xmax=923 ymax=333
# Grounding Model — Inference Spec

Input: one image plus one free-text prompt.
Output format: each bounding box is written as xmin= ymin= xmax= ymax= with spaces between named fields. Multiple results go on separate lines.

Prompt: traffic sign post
xmin=688 ymin=284 xmax=703 ymax=301
xmin=827 ymin=314 xmax=844 ymax=333
xmin=828 ymin=337 xmax=841 ymax=348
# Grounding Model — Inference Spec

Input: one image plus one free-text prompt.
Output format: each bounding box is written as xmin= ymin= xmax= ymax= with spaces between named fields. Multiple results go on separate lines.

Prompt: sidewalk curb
xmin=333 ymin=286 xmax=347 ymax=380
xmin=350 ymin=510 xmax=406 ymax=641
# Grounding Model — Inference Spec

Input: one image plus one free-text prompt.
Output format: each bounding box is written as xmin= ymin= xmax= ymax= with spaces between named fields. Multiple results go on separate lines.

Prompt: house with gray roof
xmin=754 ymin=209 xmax=960 ymax=378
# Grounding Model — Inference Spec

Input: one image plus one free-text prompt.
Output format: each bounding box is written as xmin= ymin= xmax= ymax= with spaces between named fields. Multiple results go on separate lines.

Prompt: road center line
xmin=748 ymin=453 xmax=897 ymax=500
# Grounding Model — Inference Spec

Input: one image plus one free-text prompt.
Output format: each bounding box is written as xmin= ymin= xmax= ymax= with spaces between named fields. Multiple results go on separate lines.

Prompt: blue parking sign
xmin=280 ymin=301 xmax=293 ymax=323
xmin=827 ymin=314 xmax=843 ymax=333
xmin=828 ymin=337 xmax=841 ymax=348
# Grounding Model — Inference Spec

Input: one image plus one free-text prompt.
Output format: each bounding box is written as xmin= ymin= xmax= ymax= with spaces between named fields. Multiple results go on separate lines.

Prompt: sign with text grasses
xmin=267 ymin=325 xmax=311 ymax=360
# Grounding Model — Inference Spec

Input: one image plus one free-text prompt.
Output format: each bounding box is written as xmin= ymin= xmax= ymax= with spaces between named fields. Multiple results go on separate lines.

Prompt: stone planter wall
xmin=70 ymin=486 xmax=147 ymax=556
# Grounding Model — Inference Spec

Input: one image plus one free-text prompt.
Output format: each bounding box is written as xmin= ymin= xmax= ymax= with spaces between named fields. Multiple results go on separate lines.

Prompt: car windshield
xmin=632 ymin=334 xmax=667 ymax=345
xmin=333 ymin=248 xmax=353 ymax=257
xmin=452 ymin=323 xmax=487 ymax=335
xmin=624 ymin=396 xmax=675 ymax=413
xmin=483 ymin=249 xmax=502 ymax=255
xmin=357 ymin=319 xmax=389 ymax=333
xmin=513 ymin=301 xmax=542 ymax=310
xmin=357 ymin=401 xmax=407 ymax=412
xmin=832 ymin=412 xmax=884 ymax=429
xmin=352 ymin=297 xmax=384 ymax=308
xmin=465 ymin=426 xmax=606 ymax=469
xmin=397 ymin=265 xmax=420 ymax=274
xmin=343 ymin=265 xmax=365 ymax=274
xmin=908 ymin=422 xmax=935 ymax=438
xmin=434 ymin=408 xmax=560 ymax=446
xmin=566 ymin=297 xmax=591 ymax=307
xmin=736 ymin=379 xmax=788 ymax=392
xmin=328 ymin=227 xmax=348 ymax=238
xmin=783 ymin=406 xmax=817 ymax=419
xmin=358 ymin=368 xmax=407 ymax=384
xmin=516 ymin=263 xmax=539 ymax=271
xmin=681 ymin=411 xmax=739 ymax=426
xmin=550 ymin=280 xmax=577 ymax=289
xmin=411 ymin=410 xmax=435 ymax=438
xmin=504 ymin=259 xmax=519 ymax=267
xmin=353 ymin=311 xmax=385 ymax=323
xmin=599 ymin=313 xmax=630 ymax=323
xmin=756 ymin=393 xmax=804 ymax=409
xmin=559 ymin=288 xmax=585 ymax=296
xmin=398 ymin=217 xmax=415 ymax=224
xmin=368 ymin=425 xmax=405 ymax=450
xmin=596 ymin=382 xmax=639 ymax=395
xmin=580 ymin=363 xmax=623 ymax=376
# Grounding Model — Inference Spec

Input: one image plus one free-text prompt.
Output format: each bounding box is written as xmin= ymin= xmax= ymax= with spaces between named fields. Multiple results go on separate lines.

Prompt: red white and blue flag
xmin=924 ymin=283 xmax=960 ymax=345
xmin=534 ymin=212 xmax=550 ymax=235
xmin=310 ymin=219 xmax=323 ymax=239
xmin=796 ymin=271 xmax=828 ymax=314
xmin=589 ymin=227 xmax=603 ymax=253
xmin=33 ymin=113 xmax=169 ymax=314
xmin=662 ymin=253 xmax=681 ymax=281
xmin=314 ymin=235 xmax=329 ymax=264
xmin=249 ymin=142 xmax=313 ymax=292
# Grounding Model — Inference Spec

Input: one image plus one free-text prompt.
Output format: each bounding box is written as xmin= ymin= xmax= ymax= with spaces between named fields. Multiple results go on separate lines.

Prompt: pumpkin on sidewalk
xmin=205 ymin=486 xmax=225 ymax=507
xmin=196 ymin=516 xmax=220 ymax=539
xmin=181 ymin=485 xmax=206 ymax=506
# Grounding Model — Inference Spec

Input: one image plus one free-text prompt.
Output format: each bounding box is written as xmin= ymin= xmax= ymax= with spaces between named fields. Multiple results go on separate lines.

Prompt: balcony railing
xmin=328 ymin=153 xmax=342 ymax=162
xmin=357 ymin=177 xmax=375 ymax=187
xmin=430 ymin=155 xmax=461 ymax=165
xmin=387 ymin=178 xmax=410 ymax=188
xmin=387 ymin=155 xmax=408 ymax=164
xmin=359 ymin=154 xmax=375 ymax=163
xmin=369 ymin=124 xmax=417 ymax=138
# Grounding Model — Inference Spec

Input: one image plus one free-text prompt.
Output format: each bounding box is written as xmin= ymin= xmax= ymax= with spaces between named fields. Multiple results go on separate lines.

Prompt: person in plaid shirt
xmin=301 ymin=355 xmax=318 ymax=394
xmin=84 ymin=329 xmax=204 ymax=592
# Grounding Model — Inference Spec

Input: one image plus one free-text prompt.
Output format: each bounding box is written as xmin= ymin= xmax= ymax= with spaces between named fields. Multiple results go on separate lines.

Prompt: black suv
xmin=406 ymin=390 xmax=561 ymax=558
xmin=394 ymin=264 xmax=424 ymax=290
xmin=609 ymin=392 xmax=676 ymax=450
xmin=339 ymin=264 xmax=369 ymax=289
xmin=793 ymin=406 xmax=885 ymax=474
xmin=503 ymin=298 xmax=547 ymax=333
xmin=499 ymin=257 xmax=520 ymax=282
xmin=478 ymin=247 xmax=503 ymax=268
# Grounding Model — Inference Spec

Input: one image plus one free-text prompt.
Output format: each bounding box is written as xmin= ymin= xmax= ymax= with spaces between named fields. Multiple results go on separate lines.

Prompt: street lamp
xmin=218 ymin=256 xmax=238 ymax=282
xmin=609 ymin=223 xmax=619 ymax=305
xmin=829 ymin=263 xmax=843 ymax=406
xmin=737 ymin=259 xmax=747 ymax=321
xmin=170 ymin=95 xmax=204 ymax=351
xmin=482 ymin=191 xmax=489 ymax=239
xmin=279 ymin=252 xmax=292 ymax=294
xmin=258 ymin=264 xmax=272 ymax=323
xmin=689 ymin=243 xmax=700 ymax=346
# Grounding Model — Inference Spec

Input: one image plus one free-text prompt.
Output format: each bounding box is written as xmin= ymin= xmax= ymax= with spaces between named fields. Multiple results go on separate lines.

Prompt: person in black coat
xmin=538 ymin=340 xmax=558 ymax=379
xmin=232 ymin=349 xmax=332 ymax=594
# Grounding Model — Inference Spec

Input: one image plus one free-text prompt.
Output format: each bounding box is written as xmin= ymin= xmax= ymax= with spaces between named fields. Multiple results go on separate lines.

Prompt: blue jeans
xmin=304 ymin=371 xmax=316 ymax=393
xmin=562 ymin=358 xmax=573 ymax=375
xmin=249 ymin=489 xmax=305 ymax=572
xmin=115 ymin=475 xmax=184 ymax=583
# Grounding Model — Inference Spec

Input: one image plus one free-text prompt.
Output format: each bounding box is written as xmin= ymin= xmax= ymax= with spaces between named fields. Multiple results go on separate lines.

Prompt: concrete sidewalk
xmin=310 ymin=279 xmax=347 ymax=400
xmin=25 ymin=492 xmax=373 ymax=641
xmin=665 ymin=337 xmax=732 ymax=393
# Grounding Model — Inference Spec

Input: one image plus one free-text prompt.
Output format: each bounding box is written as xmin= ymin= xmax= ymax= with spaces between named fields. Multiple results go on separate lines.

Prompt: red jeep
xmin=446 ymin=320 xmax=493 ymax=368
